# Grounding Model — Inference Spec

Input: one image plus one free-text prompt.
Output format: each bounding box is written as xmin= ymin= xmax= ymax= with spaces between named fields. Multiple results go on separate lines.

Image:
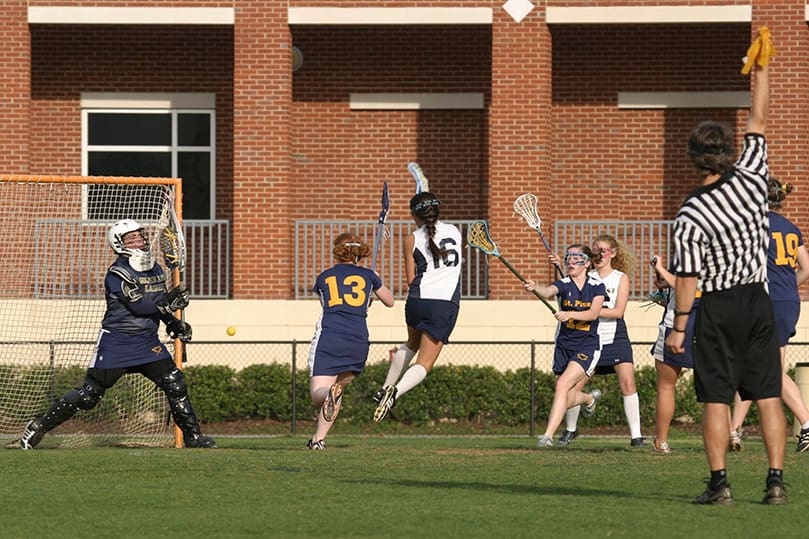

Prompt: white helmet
xmin=107 ymin=219 xmax=154 ymax=271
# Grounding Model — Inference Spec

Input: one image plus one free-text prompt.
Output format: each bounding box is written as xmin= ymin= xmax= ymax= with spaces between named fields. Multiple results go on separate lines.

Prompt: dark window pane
xmin=178 ymin=114 xmax=211 ymax=146
xmin=178 ymin=152 xmax=211 ymax=219
xmin=88 ymin=151 xmax=171 ymax=178
xmin=88 ymin=113 xmax=171 ymax=146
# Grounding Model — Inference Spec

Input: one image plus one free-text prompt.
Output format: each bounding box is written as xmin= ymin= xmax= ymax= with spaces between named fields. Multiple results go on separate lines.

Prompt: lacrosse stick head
xmin=407 ymin=162 xmax=430 ymax=194
xmin=513 ymin=193 xmax=542 ymax=231
xmin=159 ymin=191 xmax=186 ymax=273
xmin=467 ymin=221 xmax=500 ymax=256
xmin=378 ymin=181 xmax=390 ymax=224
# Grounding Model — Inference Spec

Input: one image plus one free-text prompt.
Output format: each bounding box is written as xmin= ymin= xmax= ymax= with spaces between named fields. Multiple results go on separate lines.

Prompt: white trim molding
xmin=546 ymin=5 xmax=751 ymax=24
xmin=289 ymin=7 xmax=493 ymax=25
xmin=81 ymin=93 xmax=216 ymax=109
xmin=28 ymin=7 xmax=235 ymax=25
xmin=618 ymin=91 xmax=750 ymax=109
xmin=350 ymin=93 xmax=485 ymax=110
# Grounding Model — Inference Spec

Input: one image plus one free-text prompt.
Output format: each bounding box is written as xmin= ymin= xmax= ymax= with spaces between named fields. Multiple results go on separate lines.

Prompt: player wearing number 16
xmin=306 ymin=233 xmax=394 ymax=449
xmin=20 ymin=219 xmax=216 ymax=449
xmin=373 ymin=192 xmax=463 ymax=423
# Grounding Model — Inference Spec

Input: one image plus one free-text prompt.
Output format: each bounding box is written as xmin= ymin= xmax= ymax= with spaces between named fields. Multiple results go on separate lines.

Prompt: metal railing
xmin=294 ymin=219 xmax=487 ymax=299
xmin=555 ymin=220 xmax=675 ymax=300
xmin=184 ymin=220 xmax=230 ymax=299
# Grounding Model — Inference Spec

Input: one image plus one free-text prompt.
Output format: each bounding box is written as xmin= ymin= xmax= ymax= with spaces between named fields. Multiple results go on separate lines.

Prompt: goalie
xmin=20 ymin=219 xmax=216 ymax=449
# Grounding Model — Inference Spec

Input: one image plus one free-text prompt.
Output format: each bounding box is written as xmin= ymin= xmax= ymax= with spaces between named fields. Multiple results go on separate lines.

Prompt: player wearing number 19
xmin=20 ymin=219 xmax=216 ymax=449
xmin=307 ymin=233 xmax=394 ymax=448
xmin=373 ymin=192 xmax=462 ymax=422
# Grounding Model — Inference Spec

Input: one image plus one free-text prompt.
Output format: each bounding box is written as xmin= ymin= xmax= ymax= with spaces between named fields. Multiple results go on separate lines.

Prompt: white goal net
xmin=0 ymin=175 xmax=181 ymax=447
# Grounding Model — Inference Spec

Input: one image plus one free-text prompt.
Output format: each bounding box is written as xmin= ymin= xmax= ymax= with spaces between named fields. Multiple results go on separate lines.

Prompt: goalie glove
xmin=166 ymin=318 xmax=193 ymax=342
xmin=156 ymin=286 xmax=190 ymax=316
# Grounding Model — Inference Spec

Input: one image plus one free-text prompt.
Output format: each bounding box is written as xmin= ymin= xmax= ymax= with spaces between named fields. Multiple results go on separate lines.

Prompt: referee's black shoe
xmin=693 ymin=483 xmax=734 ymax=506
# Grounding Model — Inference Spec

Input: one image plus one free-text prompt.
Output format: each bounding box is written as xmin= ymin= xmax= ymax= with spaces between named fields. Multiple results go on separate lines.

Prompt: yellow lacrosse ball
xmin=226 ymin=326 xmax=236 ymax=336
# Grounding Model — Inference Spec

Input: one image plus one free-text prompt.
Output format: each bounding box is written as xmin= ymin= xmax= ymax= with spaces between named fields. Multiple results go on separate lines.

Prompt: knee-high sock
xmin=383 ymin=344 xmax=416 ymax=387
xmin=565 ymin=406 xmax=581 ymax=432
xmin=623 ymin=393 xmax=642 ymax=439
xmin=395 ymin=364 xmax=427 ymax=397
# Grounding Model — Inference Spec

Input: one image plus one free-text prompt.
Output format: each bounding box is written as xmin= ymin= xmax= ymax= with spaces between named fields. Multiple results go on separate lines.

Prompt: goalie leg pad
xmin=35 ymin=397 xmax=79 ymax=433
xmin=158 ymin=368 xmax=210 ymax=447
xmin=66 ymin=380 xmax=107 ymax=410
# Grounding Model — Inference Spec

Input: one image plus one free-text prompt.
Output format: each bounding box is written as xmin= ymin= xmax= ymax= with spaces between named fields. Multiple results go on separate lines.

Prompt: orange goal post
xmin=0 ymin=175 xmax=186 ymax=448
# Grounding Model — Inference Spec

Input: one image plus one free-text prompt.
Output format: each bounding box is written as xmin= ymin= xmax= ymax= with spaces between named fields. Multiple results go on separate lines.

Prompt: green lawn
xmin=2 ymin=435 xmax=806 ymax=538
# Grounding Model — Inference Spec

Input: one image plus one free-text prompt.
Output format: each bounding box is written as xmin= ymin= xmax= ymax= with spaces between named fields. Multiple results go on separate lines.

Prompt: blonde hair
xmin=332 ymin=232 xmax=371 ymax=264
xmin=593 ymin=234 xmax=637 ymax=276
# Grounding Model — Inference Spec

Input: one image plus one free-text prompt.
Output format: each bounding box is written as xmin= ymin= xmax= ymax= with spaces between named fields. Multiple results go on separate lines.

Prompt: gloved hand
xmin=166 ymin=318 xmax=193 ymax=342
xmin=157 ymin=286 xmax=190 ymax=316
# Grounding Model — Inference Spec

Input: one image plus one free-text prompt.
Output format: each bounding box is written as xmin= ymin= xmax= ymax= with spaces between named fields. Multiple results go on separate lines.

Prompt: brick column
xmin=487 ymin=7 xmax=553 ymax=299
xmin=232 ymin=2 xmax=292 ymax=298
xmin=0 ymin=1 xmax=30 ymax=172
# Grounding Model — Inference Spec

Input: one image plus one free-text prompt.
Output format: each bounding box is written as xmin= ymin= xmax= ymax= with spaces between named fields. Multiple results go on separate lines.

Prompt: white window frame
xmin=81 ymin=94 xmax=216 ymax=220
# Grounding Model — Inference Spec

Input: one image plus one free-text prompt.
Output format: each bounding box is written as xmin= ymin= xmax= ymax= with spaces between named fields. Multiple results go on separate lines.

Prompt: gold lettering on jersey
xmin=562 ymin=299 xmax=592 ymax=308
xmin=138 ymin=274 xmax=168 ymax=294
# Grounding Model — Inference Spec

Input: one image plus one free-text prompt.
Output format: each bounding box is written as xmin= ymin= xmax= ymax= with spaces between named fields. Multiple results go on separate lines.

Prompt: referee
xmin=666 ymin=30 xmax=786 ymax=506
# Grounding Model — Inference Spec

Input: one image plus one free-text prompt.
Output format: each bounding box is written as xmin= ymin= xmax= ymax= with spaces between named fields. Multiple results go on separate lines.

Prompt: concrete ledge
xmin=546 ymin=5 xmax=751 ymax=24
xmin=28 ymin=6 xmax=235 ymax=25
xmin=350 ymin=93 xmax=485 ymax=110
xmin=618 ymin=91 xmax=749 ymax=109
xmin=289 ymin=7 xmax=492 ymax=25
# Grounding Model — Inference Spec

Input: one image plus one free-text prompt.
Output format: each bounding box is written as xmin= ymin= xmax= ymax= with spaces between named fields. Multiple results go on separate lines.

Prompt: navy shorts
xmin=772 ymin=300 xmax=799 ymax=347
xmin=405 ymin=298 xmax=459 ymax=344
xmin=693 ymin=283 xmax=781 ymax=403
xmin=552 ymin=346 xmax=601 ymax=376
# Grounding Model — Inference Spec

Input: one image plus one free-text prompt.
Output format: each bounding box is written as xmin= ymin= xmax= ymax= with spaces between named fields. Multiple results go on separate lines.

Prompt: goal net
xmin=0 ymin=175 xmax=182 ymax=448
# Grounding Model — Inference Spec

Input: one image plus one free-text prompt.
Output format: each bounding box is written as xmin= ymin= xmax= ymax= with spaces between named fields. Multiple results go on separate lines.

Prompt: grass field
xmin=3 ymin=434 xmax=806 ymax=538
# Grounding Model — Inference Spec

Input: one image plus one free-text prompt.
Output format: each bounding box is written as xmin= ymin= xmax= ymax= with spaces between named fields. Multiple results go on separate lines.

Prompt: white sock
xmin=383 ymin=344 xmax=416 ymax=387
xmin=395 ymin=364 xmax=427 ymax=397
xmin=801 ymin=420 xmax=809 ymax=431
xmin=565 ymin=406 xmax=581 ymax=432
xmin=623 ymin=393 xmax=642 ymax=439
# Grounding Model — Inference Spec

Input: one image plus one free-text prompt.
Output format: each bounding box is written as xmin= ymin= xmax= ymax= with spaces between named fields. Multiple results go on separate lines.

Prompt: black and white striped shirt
xmin=672 ymin=133 xmax=769 ymax=293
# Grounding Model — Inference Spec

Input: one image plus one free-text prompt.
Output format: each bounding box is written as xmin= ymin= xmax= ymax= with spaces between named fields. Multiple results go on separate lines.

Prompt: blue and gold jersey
xmin=767 ymin=211 xmax=803 ymax=304
xmin=313 ymin=263 xmax=382 ymax=337
xmin=553 ymin=276 xmax=606 ymax=350
xmin=101 ymin=257 xmax=169 ymax=335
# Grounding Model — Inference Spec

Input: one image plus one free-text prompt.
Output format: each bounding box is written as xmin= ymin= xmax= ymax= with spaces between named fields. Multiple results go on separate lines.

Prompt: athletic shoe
xmin=373 ymin=386 xmax=397 ymax=423
xmin=796 ymin=426 xmax=809 ymax=453
xmin=630 ymin=437 xmax=647 ymax=447
xmin=185 ymin=434 xmax=217 ymax=448
xmin=692 ymin=484 xmax=734 ymax=506
xmin=762 ymin=483 xmax=787 ymax=505
xmin=537 ymin=435 xmax=553 ymax=448
xmin=20 ymin=419 xmax=44 ymax=450
xmin=322 ymin=382 xmax=343 ymax=422
xmin=557 ymin=429 xmax=578 ymax=446
xmin=582 ymin=389 xmax=601 ymax=418
xmin=372 ymin=387 xmax=385 ymax=403
xmin=652 ymin=439 xmax=671 ymax=454
xmin=307 ymin=439 xmax=326 ymax=450
xmin=729 ymin=427 xmax=744 ymax=453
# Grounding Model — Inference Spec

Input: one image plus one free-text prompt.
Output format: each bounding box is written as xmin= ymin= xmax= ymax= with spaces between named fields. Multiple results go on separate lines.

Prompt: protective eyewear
xmin=564 ymin=252 xmax=590 ymax=266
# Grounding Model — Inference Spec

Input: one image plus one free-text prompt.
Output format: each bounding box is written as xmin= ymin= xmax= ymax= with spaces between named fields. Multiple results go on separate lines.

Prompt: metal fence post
xmin=530 ymin=340 xmax=536 ymax=438
xmin=291 ymin=340 xmax=297 ymax=435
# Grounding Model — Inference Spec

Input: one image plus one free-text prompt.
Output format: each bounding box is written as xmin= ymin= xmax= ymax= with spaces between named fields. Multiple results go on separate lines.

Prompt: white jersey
xmin=588 ymin=268 xmax=629 ymax=346
xmin=408 ymin=221 xmax=462 ymax=304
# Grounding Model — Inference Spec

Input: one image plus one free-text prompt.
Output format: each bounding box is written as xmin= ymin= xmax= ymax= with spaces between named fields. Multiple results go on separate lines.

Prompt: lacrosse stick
xmin=407 ymin=162 xmax=430 ymax=194
xmin=467 ymin=221 xmax=556 ymax=314
xmin=513 ymin=193 xmax=564 ymax=279
xmin=159 ymin=187 xmax=188 ymax=364
xmin=370 ymin=181 xmax=390 ymax=272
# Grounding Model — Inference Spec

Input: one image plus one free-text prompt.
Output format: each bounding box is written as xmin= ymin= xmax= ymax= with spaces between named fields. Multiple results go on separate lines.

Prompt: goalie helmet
xmin=107 ymin=219 xmax=154 ymax=271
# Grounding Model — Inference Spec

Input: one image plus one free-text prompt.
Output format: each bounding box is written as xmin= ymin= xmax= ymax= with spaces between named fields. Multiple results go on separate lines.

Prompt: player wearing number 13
xmin=306 ymin=233 xmax=394 ymax=448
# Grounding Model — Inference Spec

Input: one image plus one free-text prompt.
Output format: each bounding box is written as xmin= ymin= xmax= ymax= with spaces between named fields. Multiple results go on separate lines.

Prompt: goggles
xmin=564 ymin=252 xmax=590 ymax=266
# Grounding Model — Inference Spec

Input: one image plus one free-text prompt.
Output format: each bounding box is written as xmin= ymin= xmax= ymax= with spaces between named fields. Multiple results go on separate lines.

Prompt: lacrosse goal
xmin=0 ymin=175 xmax=183 ymax=447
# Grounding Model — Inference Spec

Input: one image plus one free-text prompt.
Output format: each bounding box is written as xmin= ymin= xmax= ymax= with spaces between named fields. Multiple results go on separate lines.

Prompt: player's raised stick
xmin=467 ymin=220 xmax=556 ymax=314
xmin=159 ymin=188 xmax=189 ymax=364
xmin=407 ymin=162 xmax=430 ymax=194
xmin=370 ymin=181 xmax=390 ymax=272
xmin=513 ymin=193 xmax=564 ymax=279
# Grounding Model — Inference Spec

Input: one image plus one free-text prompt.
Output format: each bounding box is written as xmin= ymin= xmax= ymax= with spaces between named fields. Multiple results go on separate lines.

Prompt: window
xmin=82 ymin=99 xmax=215 ymax=220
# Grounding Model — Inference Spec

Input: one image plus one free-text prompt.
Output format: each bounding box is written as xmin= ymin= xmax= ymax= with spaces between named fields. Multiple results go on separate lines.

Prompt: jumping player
xmin=373 ymin=192 xmax=462 ymax=422
xmin=20 ymin=219 xmax=216 ymax=449
xmin=524 ymin=245 xmax=606 ymax=447
xmin=307 ymin=232 xmax=394 ymax=449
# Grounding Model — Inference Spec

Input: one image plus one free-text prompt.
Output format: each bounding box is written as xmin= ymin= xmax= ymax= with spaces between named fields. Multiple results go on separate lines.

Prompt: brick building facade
xmin=2 ymin=1 xmax=808 ymax=301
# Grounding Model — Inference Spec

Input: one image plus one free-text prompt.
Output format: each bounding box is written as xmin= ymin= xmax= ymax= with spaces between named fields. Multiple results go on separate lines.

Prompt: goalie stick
xmin=370 ymin=181 xmax=390 ymax=272
xmin=467 ymin=221 xmax=556 ymax=314
xmin=513 ymin=193 xmax=564 ymax=279
xmin=407 ymin=162 xmax=430 ymax=194
xmin=159 ymin=188 xmax=189 ymax=364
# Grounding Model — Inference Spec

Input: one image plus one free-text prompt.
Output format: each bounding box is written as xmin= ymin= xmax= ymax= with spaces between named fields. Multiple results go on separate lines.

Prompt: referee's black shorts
xmin=693 ymin=283 xmax=781 ymax=404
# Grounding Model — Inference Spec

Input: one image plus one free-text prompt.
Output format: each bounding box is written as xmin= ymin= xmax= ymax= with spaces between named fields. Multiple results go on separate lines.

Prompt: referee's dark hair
xmin=687 ymin=121 xmax=736 ymax=178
